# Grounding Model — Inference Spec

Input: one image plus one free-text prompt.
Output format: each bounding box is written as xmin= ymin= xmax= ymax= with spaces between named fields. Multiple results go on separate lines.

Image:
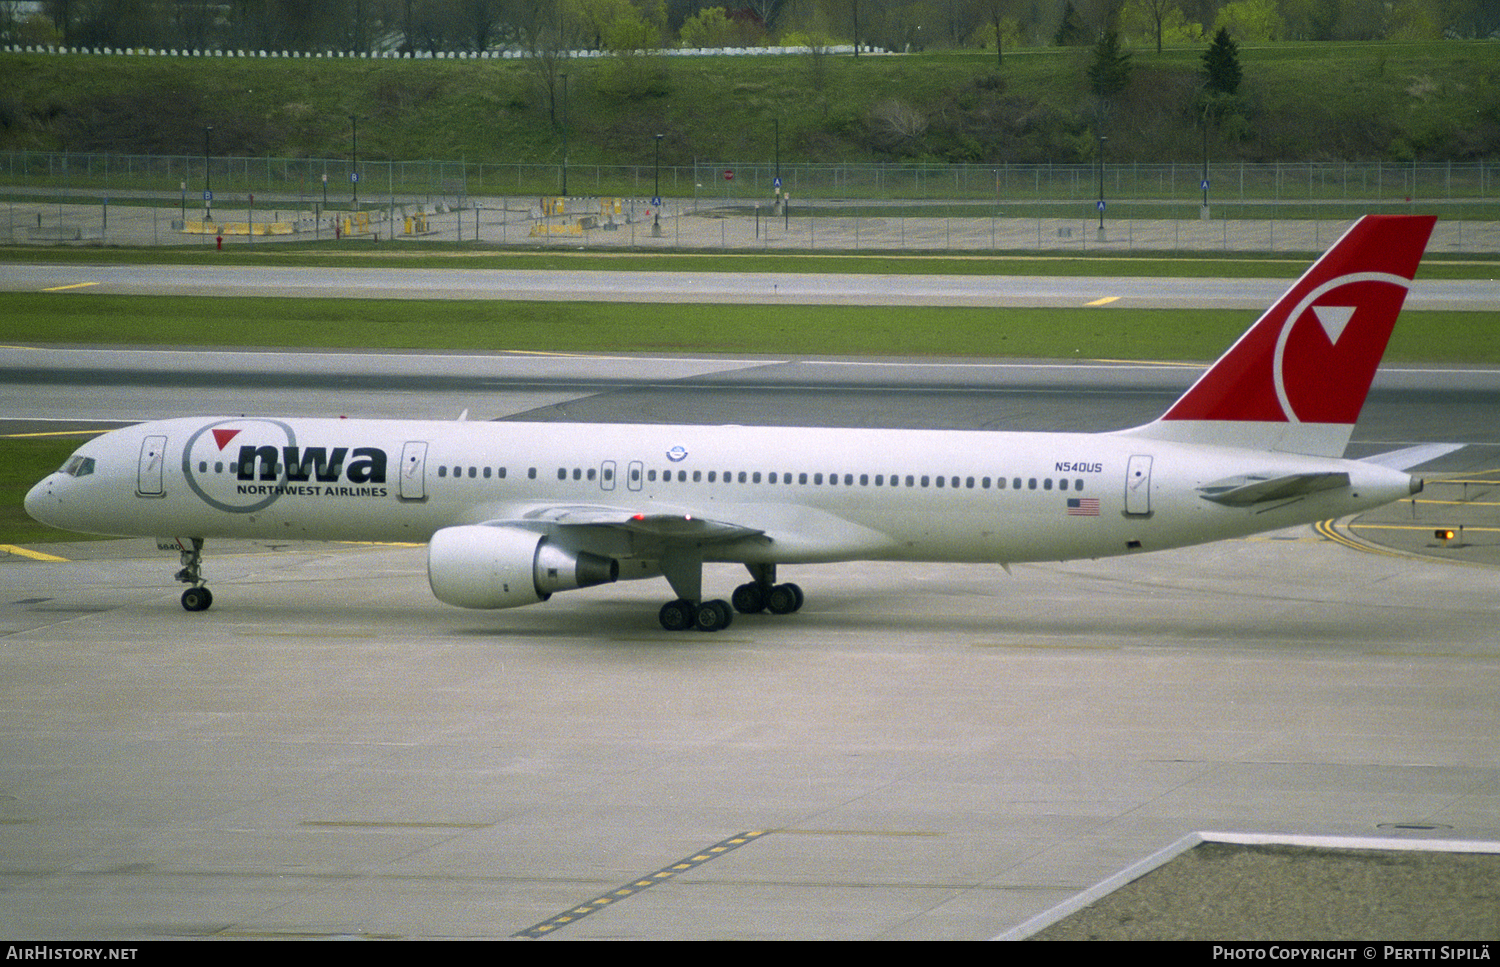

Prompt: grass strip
xmin=2 ymin=244 xmax=1496 ymax=280
xmin=4 ymin=292 xmax=1496 ymax=363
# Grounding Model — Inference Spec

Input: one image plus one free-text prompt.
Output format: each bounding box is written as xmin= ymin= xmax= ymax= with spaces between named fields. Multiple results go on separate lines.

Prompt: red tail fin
xmin=1129 ymin=215 xmax=1435 ymax=457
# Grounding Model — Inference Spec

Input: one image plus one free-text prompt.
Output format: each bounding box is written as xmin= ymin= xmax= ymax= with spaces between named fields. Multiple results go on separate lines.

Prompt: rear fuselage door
xmin=400 ymin=441 xmax=429 ymax=501
xmin=137 ymin=435 xmax=167 ymax=497
xmin=1125 ymin=454 xmax=1153 ymax=516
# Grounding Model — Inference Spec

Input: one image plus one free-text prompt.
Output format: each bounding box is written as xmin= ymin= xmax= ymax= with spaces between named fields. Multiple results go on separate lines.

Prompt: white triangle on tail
xmin=1313 ymin=305 xmax=1356 ymax=344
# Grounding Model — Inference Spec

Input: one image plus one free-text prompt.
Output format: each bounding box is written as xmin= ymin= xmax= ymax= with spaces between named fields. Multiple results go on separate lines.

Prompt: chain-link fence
xmin=6 ymin=151 xmax=1497 ymax=204
xmin=4 ymin=151 xmax=1497 ymax=251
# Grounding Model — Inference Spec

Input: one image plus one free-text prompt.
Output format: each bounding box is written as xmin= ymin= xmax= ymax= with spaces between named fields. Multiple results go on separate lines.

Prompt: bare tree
xmin=1137 ymin=0 xmax=1178 ymax=52
xmin=977 ymin=0 xmax=1013 ymax=66
xmin=510 ymin=0 xmax=572 ymax=126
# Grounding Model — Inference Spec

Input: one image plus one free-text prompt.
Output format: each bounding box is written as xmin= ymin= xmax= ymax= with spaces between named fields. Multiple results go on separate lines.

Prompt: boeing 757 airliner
xmin=26 ymin=215 xmax=1440 ymax=631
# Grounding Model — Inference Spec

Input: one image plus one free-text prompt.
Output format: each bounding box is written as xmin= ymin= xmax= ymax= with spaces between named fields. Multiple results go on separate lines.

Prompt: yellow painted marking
xmin=1093 ymin=358 xmax=1204 ymax=368
xmin=2 ymin=545 xmax=69 ymax=562
xmin=1 ymin=429 xmax=111 ymax=439
xmin=506 ymin=349 xmax=609 ymax=358
xmin=1350 ymin=523 xmax=1500 ymax=533
xmin=1317 ymin=519 xmax=1499 ymax=571
xmin=41 ymin=282 xmax=99 ymax=292
xmin=512 ymin=830 xmax=770 ymax=939
xmin=1313 ymin=520 xmax=1408 ymax=560
xmin=1084 ymin=296 xmax=1120 ymax=306
xmin=1413 ymin=499 xmax=1500 ymax=507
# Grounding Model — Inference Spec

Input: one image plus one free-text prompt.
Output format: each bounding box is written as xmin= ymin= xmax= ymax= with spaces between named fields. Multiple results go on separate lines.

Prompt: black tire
xmin=181 ymin=587 xmax=213 ymax=612
xmin=766 ymin=583 xmax=802 ymax=615
xmin=694 ymin=599 xmax=733 ymax=632
xmin=659 ymin=599 xmax=694 ymax=631
xmin=731 ymin=583 xmax=766 ymax=614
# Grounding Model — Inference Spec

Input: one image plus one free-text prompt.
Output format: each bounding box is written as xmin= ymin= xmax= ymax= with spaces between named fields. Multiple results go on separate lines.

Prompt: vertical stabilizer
xmin=1122 ymin=215 xmax=1435 ymax=457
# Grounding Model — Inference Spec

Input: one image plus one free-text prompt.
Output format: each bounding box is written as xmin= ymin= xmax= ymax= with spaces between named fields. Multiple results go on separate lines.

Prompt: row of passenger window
xmin=438 ymin=465 xmax=516 ymax=479
xmin=434 ymin=462 xmax=1087 ymax=493
xmin=639 ymin=468 xmax=1087 ymax=491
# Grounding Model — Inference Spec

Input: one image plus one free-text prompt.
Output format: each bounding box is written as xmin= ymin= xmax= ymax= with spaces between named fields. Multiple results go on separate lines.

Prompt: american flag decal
xmin=1067 ymin=498 xmax=1100 ymax=516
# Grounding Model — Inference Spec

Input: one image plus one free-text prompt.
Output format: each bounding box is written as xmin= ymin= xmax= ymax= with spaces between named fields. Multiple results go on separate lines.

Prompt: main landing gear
xmin=173 ymin=537 xmax=214 ymax=612
xmin=656 ymin=562 xmax=803 ymax=633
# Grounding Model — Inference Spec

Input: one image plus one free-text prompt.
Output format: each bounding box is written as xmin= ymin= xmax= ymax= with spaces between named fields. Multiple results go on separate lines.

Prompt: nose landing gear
xmin=171 ymin=537 xmax=213 ymax=612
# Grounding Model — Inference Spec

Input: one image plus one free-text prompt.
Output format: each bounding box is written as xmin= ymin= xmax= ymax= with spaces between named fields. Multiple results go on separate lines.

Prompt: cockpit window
xmin=60 ymin=455 xmax=96 ymax=478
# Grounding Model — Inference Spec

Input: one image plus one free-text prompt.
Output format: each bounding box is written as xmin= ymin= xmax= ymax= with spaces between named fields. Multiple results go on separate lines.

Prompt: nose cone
xmin=24 ymin=475 xmax=63 ymax=529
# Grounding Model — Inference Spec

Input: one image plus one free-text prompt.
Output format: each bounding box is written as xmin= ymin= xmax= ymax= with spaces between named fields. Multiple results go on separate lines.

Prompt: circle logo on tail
xmin=1272 ymin=272 xmax=1411 ymax=426
xmin=182 ymin=418 xmax=297 ymax=513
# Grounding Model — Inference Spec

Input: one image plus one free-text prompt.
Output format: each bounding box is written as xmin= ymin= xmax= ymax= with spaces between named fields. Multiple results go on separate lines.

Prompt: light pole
xmin=559 ymin=73 xmax=569 ymax=197
xmin=203 ymin=125 xmax=213 ymax=220
xmin=350 ymin=115 xmax=359 ymax=210
xmin=1201 ymin=103 xmax=1211 ymax=219
xmin=774 ymin=118 xmax=780 ymax=183
xmin=1096 ymin=132 xmax=1107 ymax=233
xmin=773 ymin=117 xmax=782 ymax=213
xmin=653 ymin=133 xmax=663 ymax=236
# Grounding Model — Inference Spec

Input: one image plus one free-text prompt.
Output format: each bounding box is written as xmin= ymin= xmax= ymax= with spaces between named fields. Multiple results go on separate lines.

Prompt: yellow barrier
xmin=180 ymin=219 xmax=294 ymax=236
xmin=223 ymin=221 xmax=294 ymax=236
xmin=530 ymin=223 xmax=583 ymax=237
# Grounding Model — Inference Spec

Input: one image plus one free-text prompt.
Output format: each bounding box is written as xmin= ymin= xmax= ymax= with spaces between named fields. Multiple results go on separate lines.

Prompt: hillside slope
xmin=1 ymin=42 xmax=1496 ymax=165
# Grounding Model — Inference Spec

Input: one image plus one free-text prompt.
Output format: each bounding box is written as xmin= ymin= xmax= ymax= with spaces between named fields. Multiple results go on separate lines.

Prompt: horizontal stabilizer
xmin=1359 ymin=442 xmax=1465 ymax=471
xmin=1198 ymin=472 xmax=1350 ymax=507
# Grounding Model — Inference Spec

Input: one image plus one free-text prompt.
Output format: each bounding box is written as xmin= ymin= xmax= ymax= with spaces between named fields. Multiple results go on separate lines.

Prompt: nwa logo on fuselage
xmin=235 ymin=444 xmax=385 ymax=483
xmin=183 ymin=419 xmax=389 ymax=513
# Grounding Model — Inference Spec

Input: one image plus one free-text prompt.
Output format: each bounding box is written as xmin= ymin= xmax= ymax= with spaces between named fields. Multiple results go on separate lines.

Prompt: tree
xmin=512 ymin=0 xmax=575 ymax=127
xmin=1122 ymin=0 xmax=1201 ymax=48
xmin=1202 ymin=26 xmax=1241 ymax=95
xmin=1087 ymin=29 xmax=1132 ymax=99
xmin=1211 ymin=0 xmax=1282 ymax=42
xmin=1053 ymin=0 xmax=1090 ymax=44
xmin=679 ymin=5 xmax=735 ymax=47
xmin=1127 ymin=0 xmax=1179 ymax=52
xmin=976 ymin=0 xmax=1015 ymax=66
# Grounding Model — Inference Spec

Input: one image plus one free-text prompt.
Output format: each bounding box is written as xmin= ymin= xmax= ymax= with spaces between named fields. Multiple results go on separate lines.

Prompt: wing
xmin=479 ymin=502 xmax=766 ymax=546
xmin=468 ymin=499 xmax=892 ymax=564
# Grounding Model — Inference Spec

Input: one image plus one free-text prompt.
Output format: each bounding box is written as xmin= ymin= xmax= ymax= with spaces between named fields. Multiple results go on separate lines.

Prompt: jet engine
xmin=428 ymin=525 xmax=618 ymax=610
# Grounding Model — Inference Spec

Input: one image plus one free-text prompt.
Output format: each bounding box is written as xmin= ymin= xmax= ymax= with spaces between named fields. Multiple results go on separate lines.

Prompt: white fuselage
xmin=26 ymin=415 xmax=1416 ymax=569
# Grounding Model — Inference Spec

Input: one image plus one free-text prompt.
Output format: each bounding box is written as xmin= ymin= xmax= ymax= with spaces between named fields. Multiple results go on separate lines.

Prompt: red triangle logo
xmin=211 ymin=428 xmax=241 ymax=451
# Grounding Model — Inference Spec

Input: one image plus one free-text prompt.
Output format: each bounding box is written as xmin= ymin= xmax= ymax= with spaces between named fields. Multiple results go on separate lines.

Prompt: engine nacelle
xmin=427 ymin=525 xmax=618 ymax=610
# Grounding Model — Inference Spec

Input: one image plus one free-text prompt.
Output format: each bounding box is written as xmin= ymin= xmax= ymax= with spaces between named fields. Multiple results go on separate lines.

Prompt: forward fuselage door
xmin=1125 ymin=454 xmax=1153 ymax=516
xmin=399 ymin=441 xmax=429 ymax=501
xmin=626 ymin=460 xmax=644 ymax=492
xmin=137 ymin=434 xmax=167 ymax=497
xmin=600 ymin=460 xmax=617 ymax=492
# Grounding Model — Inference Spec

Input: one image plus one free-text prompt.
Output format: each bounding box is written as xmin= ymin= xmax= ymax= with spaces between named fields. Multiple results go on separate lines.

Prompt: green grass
xmin=4 ymin=292 xmax=1496 ymax=362
xmin=3 ymin=243 xmax=1496 ymax=280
